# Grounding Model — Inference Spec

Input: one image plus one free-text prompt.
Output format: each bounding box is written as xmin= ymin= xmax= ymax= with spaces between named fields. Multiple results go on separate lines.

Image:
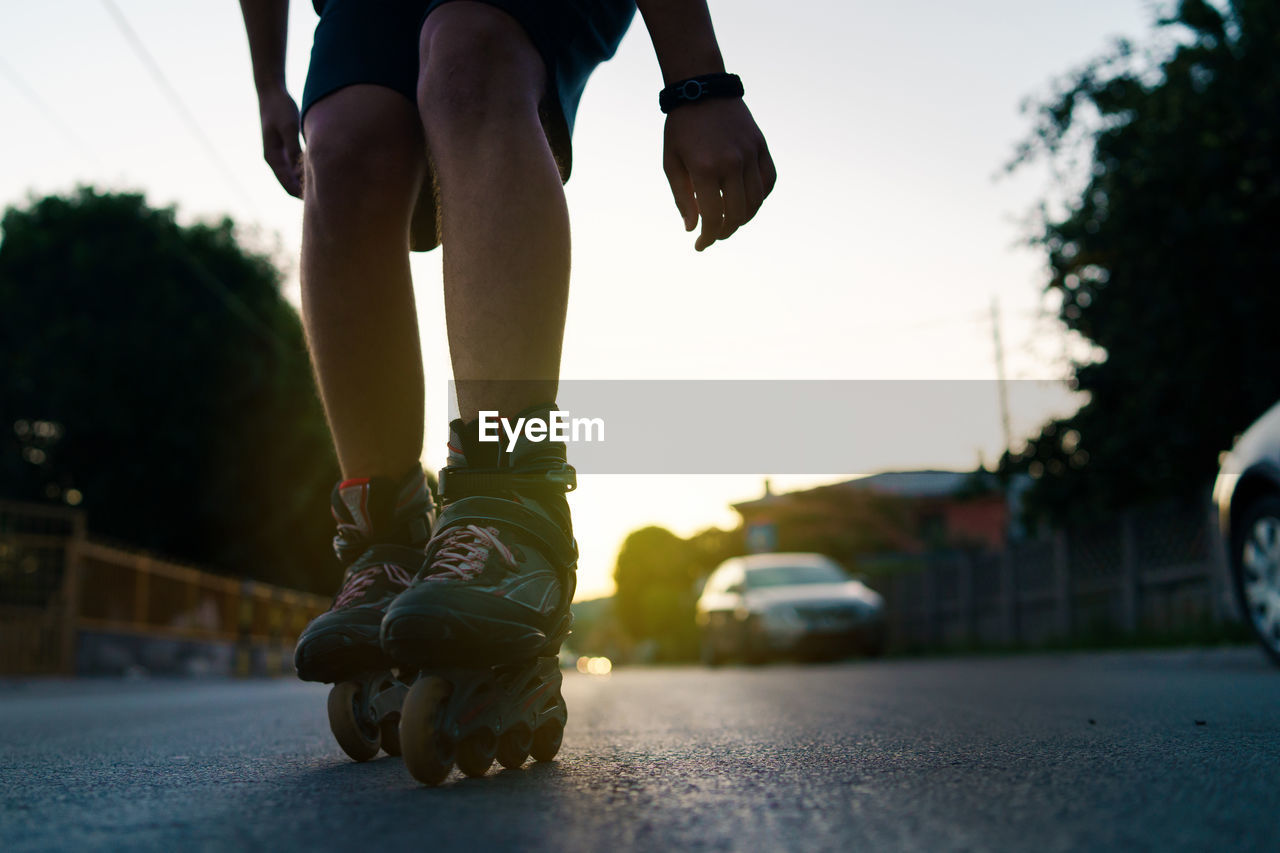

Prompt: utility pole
xmin=991 ymin=297 xmax=1014 ymax=460
xmin=992 ymin=297 xmax=1020 ymax=542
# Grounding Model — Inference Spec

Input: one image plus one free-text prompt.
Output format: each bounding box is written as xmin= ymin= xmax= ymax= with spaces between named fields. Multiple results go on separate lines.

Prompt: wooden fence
xmin=877 ymin=499 xmax=1236 ymax=651
xmin=0 ymin=500 xmax=329 ymax=675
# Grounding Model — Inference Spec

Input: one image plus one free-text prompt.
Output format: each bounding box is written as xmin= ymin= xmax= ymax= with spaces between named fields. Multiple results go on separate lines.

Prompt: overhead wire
xmin=0 ymin=56 xmax=99 ymax=167
xmin=99 ymin=0 xmax=258 ymax=210
xmin=92 ymin=0 xmax=300 ymax=355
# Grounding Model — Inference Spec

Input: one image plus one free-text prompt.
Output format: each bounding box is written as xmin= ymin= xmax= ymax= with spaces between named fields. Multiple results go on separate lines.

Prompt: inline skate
xmin=294 ymin=466 xmax=435 ymax=762
xmin=382 ymin=405 xmax=577 ymax=784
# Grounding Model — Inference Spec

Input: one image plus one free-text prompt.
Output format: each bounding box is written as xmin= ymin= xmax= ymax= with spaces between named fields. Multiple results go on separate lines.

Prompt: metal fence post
xmin=1054 ymin=529 xmax=1071 ymax=640
xmin=890 ymin=572 xmax=905 ymax=651
xmin=59 ymin=511 xmax=87 ymax=676
xmin=1120 ymin=511 xmax=1139 ymax=635
xmin=134 ymin=556 xmax=151 ymax=628
xmin=236 ymin=581 xmax=253 ymax=677
xmin=922 ymin=560 xmax=937 ymax=649
xmin=1000 ymin=545 xmax=1017 ymax=646
xmin=267 ymin=590 xmax=284 ymax=677
xmin=959 ymin=553 xmax=975 ymax=646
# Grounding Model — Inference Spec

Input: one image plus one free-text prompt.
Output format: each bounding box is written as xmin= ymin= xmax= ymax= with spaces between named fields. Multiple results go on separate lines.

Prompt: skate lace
xmin=333 ymin=562 xmax=414 ymax=609
xmin=427 ymin=524 xmax=516 ymax=582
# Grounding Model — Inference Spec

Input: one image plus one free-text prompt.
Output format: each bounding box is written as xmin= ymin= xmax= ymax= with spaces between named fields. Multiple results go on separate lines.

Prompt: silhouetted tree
xmin=612 ymin=526 xmax=702 ymax=660
xmin=1007 ymin=0 xmax=1280 ymax=524
xmin=0 ymin=188 xmax=340 ymax=592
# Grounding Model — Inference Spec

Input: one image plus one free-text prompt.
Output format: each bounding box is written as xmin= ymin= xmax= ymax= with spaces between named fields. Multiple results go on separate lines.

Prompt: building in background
xmin=732 ymin=470 xmax=1026 ymax=570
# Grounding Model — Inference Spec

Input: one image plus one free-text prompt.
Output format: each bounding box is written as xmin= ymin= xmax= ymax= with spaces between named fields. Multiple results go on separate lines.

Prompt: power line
xmin=99 ymin=0 xmax=257 ymax=210
xmin=93 ymin=0 xmax=299 ymax=354
xmin=0 ymin=56 xmax=99 ymax=166
xmin=175 ymin=249 xmax=294 ymax=355
xmin=834 ymin=308 xmax=991 ymax=336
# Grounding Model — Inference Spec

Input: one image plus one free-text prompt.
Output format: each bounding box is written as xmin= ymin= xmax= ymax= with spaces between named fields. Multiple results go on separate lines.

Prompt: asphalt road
xmin=2 ymin=648 xmax=1278 ymax=852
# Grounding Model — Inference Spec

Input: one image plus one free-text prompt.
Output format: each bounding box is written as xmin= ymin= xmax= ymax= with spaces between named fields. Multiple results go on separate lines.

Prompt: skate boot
xmin=382 ymin=404 xmax=577 ymax=784
xmin=294 ymin=465 xmax=435 ymax=762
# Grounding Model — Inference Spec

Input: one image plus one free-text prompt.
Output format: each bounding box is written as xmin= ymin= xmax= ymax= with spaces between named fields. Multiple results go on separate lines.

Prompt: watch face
xmin=681 ymin=80 xmax=706 ymax=101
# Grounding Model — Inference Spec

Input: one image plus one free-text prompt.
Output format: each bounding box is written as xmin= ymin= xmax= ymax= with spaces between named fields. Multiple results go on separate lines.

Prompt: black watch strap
xmin=659 ymin=72 xmax=744 ymax=114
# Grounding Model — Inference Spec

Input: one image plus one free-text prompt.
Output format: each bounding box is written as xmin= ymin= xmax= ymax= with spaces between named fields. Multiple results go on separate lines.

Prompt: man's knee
xmin=417 ymin=3 xmax=545 ymax=125
xmin=304 ymin=89 xmax=424 ymax=203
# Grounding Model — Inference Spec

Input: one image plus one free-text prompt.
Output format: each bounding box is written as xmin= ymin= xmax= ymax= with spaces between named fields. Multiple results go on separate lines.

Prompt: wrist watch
xmin=659 ymin=72 xmax=744 ymax=114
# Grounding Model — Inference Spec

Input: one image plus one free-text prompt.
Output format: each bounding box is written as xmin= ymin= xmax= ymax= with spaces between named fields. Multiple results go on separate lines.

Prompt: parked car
xmin=1213 ymin=400 xmax=1280 ymax=666
xmin=695 ymin=552 xmax=885 ymax=665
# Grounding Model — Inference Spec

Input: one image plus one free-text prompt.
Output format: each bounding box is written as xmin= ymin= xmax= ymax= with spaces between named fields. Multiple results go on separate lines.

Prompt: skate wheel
xmin=456 ymin=731 xmax=496 ymax=778
xmin=496 ymin=725 xmax=532 ymax=770
xmin=400 ymin=676 xmax=455 ymax=786
xmin=529 ymin=719 xmax=563 ymax=763
xmin=327 ymin=681 xmax=381 ymax=762
xmin=380 ymin=715 xmax=402 ymax=757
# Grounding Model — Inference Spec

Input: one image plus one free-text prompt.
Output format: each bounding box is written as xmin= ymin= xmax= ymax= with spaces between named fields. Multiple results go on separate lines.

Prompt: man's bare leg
xmin=417 ymin=3 xmax=569 ymax=422
xmin=293 ymin=86 xmax=440 ymax=686
xmin=301 ymin=85 xmax=427 ymax=479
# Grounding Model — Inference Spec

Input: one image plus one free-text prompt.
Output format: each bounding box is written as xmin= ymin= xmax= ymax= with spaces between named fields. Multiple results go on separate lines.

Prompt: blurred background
xmin=3 ymin=0 xmax=1278 ymax=675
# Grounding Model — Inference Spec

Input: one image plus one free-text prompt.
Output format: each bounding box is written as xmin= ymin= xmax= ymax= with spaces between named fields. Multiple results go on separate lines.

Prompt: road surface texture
xmin=2 ymin=648 xmax=1277 ymax=852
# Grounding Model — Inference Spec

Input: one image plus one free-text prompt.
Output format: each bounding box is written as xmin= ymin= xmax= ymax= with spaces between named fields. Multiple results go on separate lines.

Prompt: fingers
xmin=282 ymin=129 xmax=304 ymax=197
xmin=759 ymin=144 xmax=778 ymax=198
xmin=743 ymin=161 xmax=765 ymax=223
xmin=663 ymin=152 xmax=697 ymax=231
xmin=721 ymin=175 xmax=747 ymax=241
xmin=264 ymin=148 xmax=299 ymax=198
xmin=264 ymin=126 xmax=304 ymax=199
xmin=692 ymin=174 xmax=723 ymax=252
xmin=662 ymin=101 xmax=777 ymax=251
xmin=712 ymin=146 xmax=776 ymax=248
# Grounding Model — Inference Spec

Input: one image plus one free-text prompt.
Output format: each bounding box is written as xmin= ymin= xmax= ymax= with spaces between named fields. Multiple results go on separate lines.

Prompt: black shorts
xmin=301 ymin=0 xmax=636 ymax=251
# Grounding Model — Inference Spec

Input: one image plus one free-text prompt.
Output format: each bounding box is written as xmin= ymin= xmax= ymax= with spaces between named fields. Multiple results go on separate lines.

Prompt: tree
xmin=0 ymin=188 xmax=340 ymax=592
xmin=609 ymin=523 xmax=747 ymax=662
xmin=1007 ymin=0 xmax=1280 ymax=524
xmin=611 ymin=526 xmax=699 ymax=661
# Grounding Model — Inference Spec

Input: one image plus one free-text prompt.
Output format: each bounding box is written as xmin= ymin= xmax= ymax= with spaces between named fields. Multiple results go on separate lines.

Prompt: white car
xmin=695 ymin=553 xmax=885 ymax=665
xmin=1213 ymin=400 xmax=1280 ymax=665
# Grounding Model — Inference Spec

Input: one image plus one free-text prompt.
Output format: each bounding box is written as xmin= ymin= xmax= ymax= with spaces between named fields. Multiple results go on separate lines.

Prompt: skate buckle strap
xmin=431 ymin=497 xmax=578 ymax=568
xmin=438 ymin=464 xmax=577 ymax=500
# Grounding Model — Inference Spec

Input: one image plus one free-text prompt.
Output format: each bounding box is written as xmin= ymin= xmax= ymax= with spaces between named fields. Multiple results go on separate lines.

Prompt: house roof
xmin=846 ymin=470 xmax=978 ymax=497
xmin=733 ymin=470 xmax=1000 ymax=513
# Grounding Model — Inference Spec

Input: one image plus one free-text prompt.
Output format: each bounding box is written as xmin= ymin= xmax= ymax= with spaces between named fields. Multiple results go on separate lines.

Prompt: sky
xmin=1 ymin=0 xmax=1161 ymax=599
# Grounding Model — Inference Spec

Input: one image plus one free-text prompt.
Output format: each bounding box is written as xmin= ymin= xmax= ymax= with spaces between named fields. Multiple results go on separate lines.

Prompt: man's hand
xmin=663 ymin=98 xmax=776 ymax=251
xmin=258 ymin=86 xmax=303 ymax=198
